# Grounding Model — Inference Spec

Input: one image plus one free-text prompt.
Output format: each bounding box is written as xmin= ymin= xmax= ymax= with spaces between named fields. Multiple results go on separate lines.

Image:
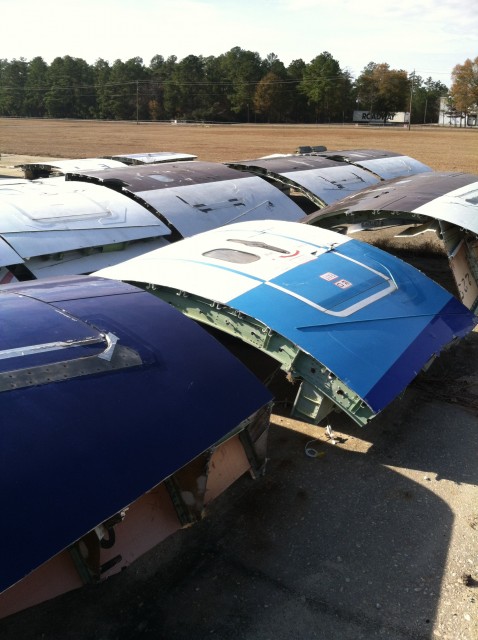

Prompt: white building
xmin=438 ymin=96 xmax=478 ymax=127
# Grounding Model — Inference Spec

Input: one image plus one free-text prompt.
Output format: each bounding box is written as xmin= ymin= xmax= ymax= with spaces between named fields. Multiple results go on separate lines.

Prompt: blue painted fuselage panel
xmin=228 ymin=240 xmax=475 ymax=411
xmin=0 ymin=277 xmax=272 ymax=593
xmin=267 ymin=249 xmax=392 ymax=314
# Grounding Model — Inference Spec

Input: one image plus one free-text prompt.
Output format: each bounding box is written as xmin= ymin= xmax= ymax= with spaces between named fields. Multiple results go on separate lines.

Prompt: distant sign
xmin=353 ymin=111 xmax=410 ymax=124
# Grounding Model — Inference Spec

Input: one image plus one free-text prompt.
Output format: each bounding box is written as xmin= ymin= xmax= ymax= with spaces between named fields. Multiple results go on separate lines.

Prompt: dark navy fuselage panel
xmin=0 ymin=276 xmax=272 ymax=593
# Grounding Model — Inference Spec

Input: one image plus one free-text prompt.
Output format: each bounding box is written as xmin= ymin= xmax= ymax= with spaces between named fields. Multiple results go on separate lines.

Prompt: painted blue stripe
xmin=227 ymin=240 xmax=476 ymax=411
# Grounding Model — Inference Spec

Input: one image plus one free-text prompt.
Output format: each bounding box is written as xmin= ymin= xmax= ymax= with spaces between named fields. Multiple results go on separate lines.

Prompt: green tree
xmin=160 ymin=56 xmax=181 ymax=119
xmin=410 ymin=76 xmax=448 ymax=124
xmin=148 ymin=55 xmax=187 ymax=120
xmin=147 ymin=55 xmax=166 ymax=120
xmin=355 ymin=62 xmax=409 ymax=122
xmin=219 ymin=47 xmax=263 ymax=120
xmin=299 ymin=52 xmax=350 ymax=122
xmin=203 ymin=55 xmax=233 ymax=122
xmin=262 ymin=52 xmax=286 ymax=76
xmin=24 ymin=57 xmax=48 ymax=117
xmin=102 ymin=57 xmax=148 ymax=120
xmin=93 ymin=58 xmax=112 ymax=119
xmin=45 ymin=56 xmax=95 ymax=118
xmin=0 ymin=58 xmax=28 ymax=116
xmin=170 ymin=55 xmax=208 ymax=120
xmin=286 ymin=59 xmax=312 ymax=122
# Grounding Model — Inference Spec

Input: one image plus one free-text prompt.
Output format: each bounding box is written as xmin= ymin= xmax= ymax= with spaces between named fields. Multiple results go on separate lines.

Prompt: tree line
xmin=0 ymin=47 xmax=463 ymax=125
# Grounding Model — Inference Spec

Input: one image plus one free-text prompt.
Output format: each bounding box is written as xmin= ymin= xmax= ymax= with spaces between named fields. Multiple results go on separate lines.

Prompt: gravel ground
xmin=1 ymin=361 xmax=477 ymax=639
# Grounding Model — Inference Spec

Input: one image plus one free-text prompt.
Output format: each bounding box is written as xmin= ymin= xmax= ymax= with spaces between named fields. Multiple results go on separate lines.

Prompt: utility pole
xmin=136 ymin=80 xmax=139 ymax=125
xmin=408 ymin=70 xmax=415 ymax=130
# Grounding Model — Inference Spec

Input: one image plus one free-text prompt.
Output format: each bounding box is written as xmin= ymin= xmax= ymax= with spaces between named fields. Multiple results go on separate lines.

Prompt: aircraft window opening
xmin=227 ymin=239 xmax=290 ymax=254
xmin=0 ymin=335 xmax=108 ymax=362
xmin=203 ymin=248 xmax=260 ymax=263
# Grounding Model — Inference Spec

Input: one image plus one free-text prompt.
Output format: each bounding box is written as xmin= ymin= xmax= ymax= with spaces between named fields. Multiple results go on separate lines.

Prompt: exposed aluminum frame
xmin=305 ymin=172 xmax=478 ymax=313
xmin=96 ymin=220 xmax=476 ymax=428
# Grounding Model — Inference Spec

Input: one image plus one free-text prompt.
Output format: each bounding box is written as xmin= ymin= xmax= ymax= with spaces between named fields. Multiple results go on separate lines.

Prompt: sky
xmin=1 ymin=0 xmax=477 ymax=86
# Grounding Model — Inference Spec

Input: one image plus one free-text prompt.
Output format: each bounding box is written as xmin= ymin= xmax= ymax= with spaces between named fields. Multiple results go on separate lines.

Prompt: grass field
xmin=1 ymin=118 xmax=478 ymax=173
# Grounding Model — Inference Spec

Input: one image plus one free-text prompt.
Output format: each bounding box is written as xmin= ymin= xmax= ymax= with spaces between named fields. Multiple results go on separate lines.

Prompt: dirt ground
xmin=1 ymin=118 xmax=478 ymax=173
xmin=0 ymin=120 xmax=477 ymax=640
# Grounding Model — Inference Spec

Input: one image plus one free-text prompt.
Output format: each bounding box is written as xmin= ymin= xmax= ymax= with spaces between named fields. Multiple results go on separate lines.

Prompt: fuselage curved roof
xmin=0 ymin=274 xmax=271 ymax=594
xmin=305 ymin=171 xmax=478 ymax=234
xmin=96 ymin=220 xmax=476 ymax=424
xmin=228 ymin=155 xmax=380 ymax=207
xmin=228 ymin=149 xmax=432 ymax=210
xmin=0 ymin=179 xmax=171 ymax=277
xmin=316 ymin=148 xmax=432 ymax=180
xmin=65 ymin=161 xmax=306 ymax=238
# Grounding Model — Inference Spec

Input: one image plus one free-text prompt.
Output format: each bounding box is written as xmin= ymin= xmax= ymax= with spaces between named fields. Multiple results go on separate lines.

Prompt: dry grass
xmin=1 ymin=118 xmax=478 ymax=173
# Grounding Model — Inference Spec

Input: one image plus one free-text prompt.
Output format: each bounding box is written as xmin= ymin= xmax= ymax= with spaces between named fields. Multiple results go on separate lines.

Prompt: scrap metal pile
xmin=1 ymin=147 xmax=477 ymax=619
